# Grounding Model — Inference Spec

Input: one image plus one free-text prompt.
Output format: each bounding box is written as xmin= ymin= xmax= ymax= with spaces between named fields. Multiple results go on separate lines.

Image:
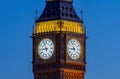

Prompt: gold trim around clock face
xmin=38 ymin=38 xmax=54 ymax=59
xmin=67 ymin=38 xmax=81 ymax=60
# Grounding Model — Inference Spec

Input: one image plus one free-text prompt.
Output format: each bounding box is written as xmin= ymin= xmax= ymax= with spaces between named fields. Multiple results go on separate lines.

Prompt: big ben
xmin=32 ymin=0 xmax=87 ymax=79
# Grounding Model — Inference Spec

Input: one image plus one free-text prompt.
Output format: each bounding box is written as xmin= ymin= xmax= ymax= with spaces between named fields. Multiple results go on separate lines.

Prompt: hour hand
xmin=45 ymin=45 xmax=48 ymax=51
xmin=45 ymin=47 xmax=48 ymax=51
xmin=69 ymin=48 xmax=75 ymax=51
xmin=39 ymin=48 xmax=46 ymax=50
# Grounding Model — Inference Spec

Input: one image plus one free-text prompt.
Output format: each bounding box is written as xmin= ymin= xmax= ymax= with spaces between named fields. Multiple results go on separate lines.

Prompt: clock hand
xmin=68 ymin=48 xmax=75 ymax=52
xmin=39 ymin=48 xmax=46 ymax=50
xmin=45 ymin=47 xmax=47 ymax=51
xmin=45 ymin=44 xmax=48 ymax=51
xmin=73 ymin=44 xmax=75 ymax=52
xmin=73 ymin=48 xmax=75 ymax=52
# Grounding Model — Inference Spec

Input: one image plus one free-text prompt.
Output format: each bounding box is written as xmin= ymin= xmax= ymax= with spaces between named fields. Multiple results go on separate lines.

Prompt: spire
xmin=36 ymin=0 xmax=82 ymax=23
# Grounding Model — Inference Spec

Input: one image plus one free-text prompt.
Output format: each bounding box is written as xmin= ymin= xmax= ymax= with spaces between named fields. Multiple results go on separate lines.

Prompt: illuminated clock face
xmin=38 ymin=39 xmax=54 ymax=59
xmin=67 ymin=39 xmax=81 ymax=60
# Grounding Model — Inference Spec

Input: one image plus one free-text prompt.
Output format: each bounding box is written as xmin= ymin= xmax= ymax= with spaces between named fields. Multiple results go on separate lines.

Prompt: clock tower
xmin=32 ymin=0 xmax=87 ymax=79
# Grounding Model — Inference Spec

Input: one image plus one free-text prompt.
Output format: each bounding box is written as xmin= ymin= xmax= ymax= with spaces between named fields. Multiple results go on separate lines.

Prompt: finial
xmin=80 ymin=10 xmax=84 ymax=22
xmin=35 ymin=9 xmax=38 ymax=22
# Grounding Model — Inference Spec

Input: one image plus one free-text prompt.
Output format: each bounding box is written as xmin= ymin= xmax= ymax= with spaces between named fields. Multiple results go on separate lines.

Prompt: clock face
xmin=67 ymin=39 xmax=81 ymax=60
xmin=38 ymin=38 xmax=54 ymax=59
